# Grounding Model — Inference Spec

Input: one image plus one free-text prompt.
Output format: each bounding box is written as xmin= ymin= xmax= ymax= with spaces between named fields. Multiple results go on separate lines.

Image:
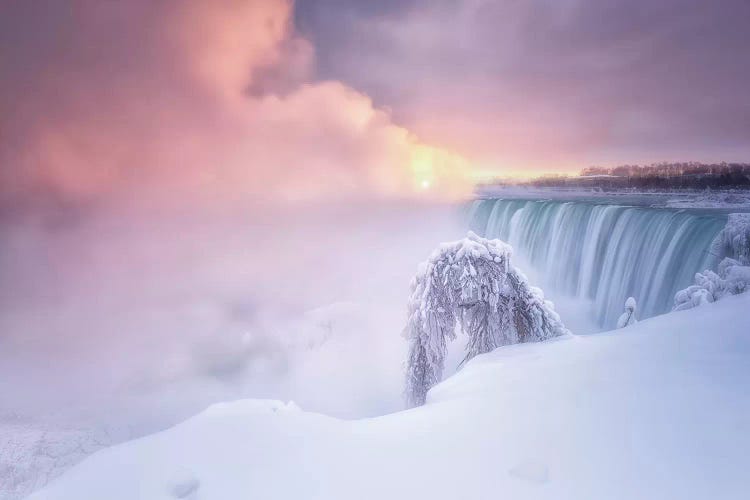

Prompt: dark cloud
xmin=296 ymin=0 xmax=750 ymax=171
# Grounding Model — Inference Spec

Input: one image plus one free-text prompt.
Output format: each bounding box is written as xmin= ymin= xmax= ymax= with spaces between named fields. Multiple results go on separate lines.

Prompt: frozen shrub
xmin=616 ymin=297 xmax=638 ymax=328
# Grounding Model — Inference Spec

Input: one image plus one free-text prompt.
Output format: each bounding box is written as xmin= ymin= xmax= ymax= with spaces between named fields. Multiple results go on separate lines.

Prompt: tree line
xmin=485 ymin=162 xmax=750 ymax=190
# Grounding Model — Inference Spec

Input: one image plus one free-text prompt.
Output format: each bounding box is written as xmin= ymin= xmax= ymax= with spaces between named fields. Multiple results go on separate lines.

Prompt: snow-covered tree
xmin=710 ymin=213 xmax=750 ymax=265
xmin=674 ymin=214 xmax=750 ymax=311
xmin=616 ymin=297 xmax=638 ymax=328
xmin=674 ymin=257 xmax=750 ymax=311
xmin=404 ymin=232 xmax=568 ymax=407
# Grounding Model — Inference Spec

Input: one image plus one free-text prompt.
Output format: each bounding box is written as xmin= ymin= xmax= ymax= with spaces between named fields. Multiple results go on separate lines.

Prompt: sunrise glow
xmin=2 ymin=2 xmax=749 ymax=499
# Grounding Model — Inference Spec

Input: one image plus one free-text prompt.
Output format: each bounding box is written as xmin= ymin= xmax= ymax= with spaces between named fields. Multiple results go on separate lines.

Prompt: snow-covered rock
xmin=28 ymin=293 xmax=750 ymax=500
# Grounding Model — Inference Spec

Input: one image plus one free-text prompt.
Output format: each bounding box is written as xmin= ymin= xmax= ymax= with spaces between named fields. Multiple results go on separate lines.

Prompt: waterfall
xmin=468 ymin=199 xmax=726 ymax=328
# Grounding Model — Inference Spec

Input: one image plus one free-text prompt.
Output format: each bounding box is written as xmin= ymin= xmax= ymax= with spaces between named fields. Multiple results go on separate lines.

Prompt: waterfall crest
xmin=469 ymin=199 xmax=726 ymax=327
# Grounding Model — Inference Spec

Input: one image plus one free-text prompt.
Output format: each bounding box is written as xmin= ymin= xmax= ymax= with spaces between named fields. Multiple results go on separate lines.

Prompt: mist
xmin=0 ymin=200 xmax=465 ymax=436
xmin=0 ymin=1 xmax=474 ymax=469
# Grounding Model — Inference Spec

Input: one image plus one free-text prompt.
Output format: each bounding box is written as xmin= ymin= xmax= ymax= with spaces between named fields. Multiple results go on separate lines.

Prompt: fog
xmin=0 ymin=0 xmax=472 ymax=437
xmin=0 ymin=200 xmax=467 ymax=437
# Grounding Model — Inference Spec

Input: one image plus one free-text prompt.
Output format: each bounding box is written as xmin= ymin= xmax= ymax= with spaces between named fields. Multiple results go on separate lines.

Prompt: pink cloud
xmin=0 ymin=0 xmax=471 ymax=212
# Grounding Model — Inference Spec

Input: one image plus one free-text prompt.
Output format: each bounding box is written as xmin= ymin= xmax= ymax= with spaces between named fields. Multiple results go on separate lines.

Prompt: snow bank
xmin=29 ymin=293 xmax=750 ymax=500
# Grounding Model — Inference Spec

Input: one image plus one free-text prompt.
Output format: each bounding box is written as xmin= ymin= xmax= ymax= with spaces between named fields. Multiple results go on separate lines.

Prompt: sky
xmin=1 ymin=0 xmax=749 ymax=208
xmin=297 ymin=0 xmax=750 ymax=176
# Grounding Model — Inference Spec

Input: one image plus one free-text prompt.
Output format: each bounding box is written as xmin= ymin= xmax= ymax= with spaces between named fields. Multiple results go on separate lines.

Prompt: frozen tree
xmin=674 ymin=214 xmax=750 ymax=311
xmin=710 ymin=213 xmax=750 ymax=265
xmin=404 ymin=232 xmax=568 ymax=407
xmin=674 ymin=257 xmax=750 ymax=311
xmin=616 ymin=297 xmax=638 ymax=328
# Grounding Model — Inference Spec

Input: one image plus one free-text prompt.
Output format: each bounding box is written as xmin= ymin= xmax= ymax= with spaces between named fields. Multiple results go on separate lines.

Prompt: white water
xmin=468 ymin=199 xmax=726 ymax=328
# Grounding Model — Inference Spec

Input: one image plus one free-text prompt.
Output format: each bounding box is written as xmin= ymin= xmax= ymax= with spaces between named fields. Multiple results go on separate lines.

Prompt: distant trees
xmin=578 ymin=162 xmax=750 ymax=189
xmin=403 ymin=232 xmax=568 ymax=407
xmin=479 ymin=162 xmax=750 ymax=190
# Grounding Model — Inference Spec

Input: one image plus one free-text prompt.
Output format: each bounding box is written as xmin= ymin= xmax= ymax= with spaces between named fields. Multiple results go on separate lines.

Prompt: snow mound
xmin=200 ymin=399 xmax=301 ymax=418
xmin=28 ymin=294 xmax=750 ymax=500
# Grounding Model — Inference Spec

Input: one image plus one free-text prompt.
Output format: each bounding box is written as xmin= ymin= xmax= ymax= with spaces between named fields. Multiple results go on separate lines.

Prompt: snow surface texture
xmin=404 ymin=232 xmax=568 ymax=406
xmin=0 ymin=416 xmax=129 ymax=500
xmin=29 ymin=293 xmax=750 ymax=500
xmin=0 ymin=301 xmax=406 ymax=500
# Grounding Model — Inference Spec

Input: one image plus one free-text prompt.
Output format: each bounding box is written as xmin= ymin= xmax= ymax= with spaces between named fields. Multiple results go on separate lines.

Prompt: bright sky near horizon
xmin=1 ymin=0 xmax=749 ymax=207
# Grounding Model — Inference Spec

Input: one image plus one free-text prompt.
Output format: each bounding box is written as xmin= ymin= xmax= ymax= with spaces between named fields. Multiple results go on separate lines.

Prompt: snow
xmin=674 ymin=257 xmax=750 ymax=311
xmin=711 ymin=213 xmax=750 ymax=263
xmin=165 ymin=468 xmax=200 ymax=498
xmin=404 ymin=232 xmax=567 ymax=406
xmin=474 ymin=185 xmax=750 ymax=210
xmin=616 ymin=297 xmax=638 ymax=328
xmin=0 ymin=416 xmax=128 ymax=500
xmin=29 ymin=293 xmax=750 ymax=500
xmin=0 ymin=299 xmax=412 ymax=500
xmin=665 ymin=191 xmax=750 ymax=209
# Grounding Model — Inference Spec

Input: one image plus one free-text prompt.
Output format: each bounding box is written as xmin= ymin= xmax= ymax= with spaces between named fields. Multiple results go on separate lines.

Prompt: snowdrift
xmin=29 ymin=294 xmax=750 ymax=500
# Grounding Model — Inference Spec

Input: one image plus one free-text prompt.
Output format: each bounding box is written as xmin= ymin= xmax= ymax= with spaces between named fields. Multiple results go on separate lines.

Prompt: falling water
xmin=468 ymin=199 xmax=726 ymax=328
